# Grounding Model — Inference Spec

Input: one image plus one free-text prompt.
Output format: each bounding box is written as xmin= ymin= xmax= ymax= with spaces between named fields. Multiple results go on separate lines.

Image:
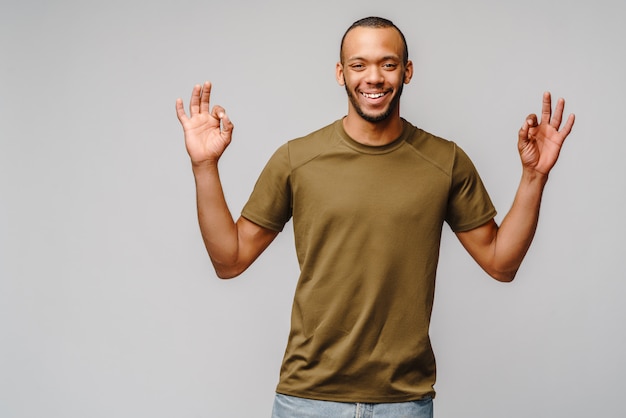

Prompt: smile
xmin=361 ymin=92 xmax=387 ymax=99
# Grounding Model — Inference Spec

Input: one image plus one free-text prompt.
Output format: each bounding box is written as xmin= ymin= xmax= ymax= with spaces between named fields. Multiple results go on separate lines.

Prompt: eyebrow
xmin=346 ymin=55 xmax=401 ymax=63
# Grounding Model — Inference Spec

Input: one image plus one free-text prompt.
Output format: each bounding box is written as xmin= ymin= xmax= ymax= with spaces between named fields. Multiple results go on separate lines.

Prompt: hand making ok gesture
xmin=176 ymin=81 xmax=234 ymax=166
xmin=518 ymin=92 xmax=575 ymax=176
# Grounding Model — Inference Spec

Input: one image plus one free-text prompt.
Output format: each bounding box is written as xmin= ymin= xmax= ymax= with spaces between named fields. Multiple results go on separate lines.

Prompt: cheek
xmin=343 ymin=75 xmax=357 ymax=89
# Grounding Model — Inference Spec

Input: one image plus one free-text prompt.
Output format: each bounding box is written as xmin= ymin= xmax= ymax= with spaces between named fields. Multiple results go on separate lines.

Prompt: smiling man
xmin=176 ymin=16 xmax=574 ymax=418
xmin=339 ymin=22 xmax=412 ymax=130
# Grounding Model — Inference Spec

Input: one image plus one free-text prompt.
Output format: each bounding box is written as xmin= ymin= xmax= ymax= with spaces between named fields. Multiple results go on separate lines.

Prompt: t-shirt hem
xmin=240 ymin=211 xmax=285 ymax=232
xmin=275 ymin=388 xmax=436 ymax=404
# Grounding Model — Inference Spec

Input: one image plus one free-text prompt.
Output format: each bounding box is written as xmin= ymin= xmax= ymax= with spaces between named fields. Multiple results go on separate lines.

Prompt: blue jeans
xmin=271 ymin=393 xmax=433 ymax=418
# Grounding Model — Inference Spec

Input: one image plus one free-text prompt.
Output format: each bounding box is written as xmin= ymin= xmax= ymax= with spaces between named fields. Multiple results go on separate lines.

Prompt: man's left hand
xmin=518 ymin=92 xmax=575 ymax=176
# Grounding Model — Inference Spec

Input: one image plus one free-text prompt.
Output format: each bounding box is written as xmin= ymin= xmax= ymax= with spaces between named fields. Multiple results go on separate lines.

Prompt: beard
xmin=344 ymin=80 xmax=404 ymax=123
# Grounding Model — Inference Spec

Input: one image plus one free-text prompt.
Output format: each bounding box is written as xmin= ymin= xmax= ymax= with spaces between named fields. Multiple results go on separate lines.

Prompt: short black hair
xmin=340 ymin=16 xmax=409 ymax=65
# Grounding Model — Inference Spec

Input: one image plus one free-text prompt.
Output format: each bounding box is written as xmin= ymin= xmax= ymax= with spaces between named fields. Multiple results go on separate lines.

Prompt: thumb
xmin=519 ymin=114 xmax=537 ymax=140
xmin=518 ymin=118 xmax=531 ymax=143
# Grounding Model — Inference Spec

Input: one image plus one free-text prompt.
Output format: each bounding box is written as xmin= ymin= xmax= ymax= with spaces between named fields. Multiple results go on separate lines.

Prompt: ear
xmin=336 ymin=62 xmax=345 ymax=86
xmin=404 ymin=60 xmax=414 ymax=84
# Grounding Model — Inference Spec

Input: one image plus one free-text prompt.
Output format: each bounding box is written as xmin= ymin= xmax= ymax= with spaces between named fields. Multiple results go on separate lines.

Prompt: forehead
xmin=342 ymin=27 xmax=404 ymax=61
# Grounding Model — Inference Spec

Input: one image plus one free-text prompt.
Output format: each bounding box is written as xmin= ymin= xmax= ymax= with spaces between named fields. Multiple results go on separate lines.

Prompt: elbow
xmin=207 ymin=250 xmax=247 ymax=279
xmin=214 ymin=266 xmax=243 ymax=280
xmin=215 ymin=270 xmax=240 ymax=280
xmin=488 ymin=267 xmax=517 ymax=283
xmin=212 ymin=260 xmax=246 ymax=280
xmin=481 ymin=255 xmax=521 ymax=282
xmin=492 ymin=272 xmax=516 ymax=283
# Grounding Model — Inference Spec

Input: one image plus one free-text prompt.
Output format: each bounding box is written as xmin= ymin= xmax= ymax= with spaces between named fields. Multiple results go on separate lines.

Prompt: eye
xmin=382 ymin=63 xmax=398 ymax=70
xmin=350 ymin=63 xmax=365 ymax=71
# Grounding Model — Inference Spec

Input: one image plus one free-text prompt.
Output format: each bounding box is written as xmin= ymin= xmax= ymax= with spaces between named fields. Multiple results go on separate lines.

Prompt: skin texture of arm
xmin=176 ymin=82 xmax=278 ymax=279
xmin=455 ymin=92 xmax=575 ymax=282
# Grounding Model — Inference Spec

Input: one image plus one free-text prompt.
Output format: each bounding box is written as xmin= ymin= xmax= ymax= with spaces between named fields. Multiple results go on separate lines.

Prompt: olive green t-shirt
xmin=241 ymin=119 xmax=496 ymax=403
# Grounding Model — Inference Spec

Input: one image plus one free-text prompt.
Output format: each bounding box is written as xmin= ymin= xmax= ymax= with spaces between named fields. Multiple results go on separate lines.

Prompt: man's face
xmin=337 ymin=27 xmax=413 ymax=123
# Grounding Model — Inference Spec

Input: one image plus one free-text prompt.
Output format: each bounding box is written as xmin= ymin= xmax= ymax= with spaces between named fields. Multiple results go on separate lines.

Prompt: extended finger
xmin=189 ymin=84 xmax=202 ymax=116
xmin=540 ymin=91 xmax=552 ymax=126
xmin=560 ymin=113 xmax=576 ymax=138
xmin=175 ymin=98 xmax=188 ymax=123
xmin=550 ymin=97 xmax=565 ymax=129
xmin=200 ymin=81 xmax=211 ymax=114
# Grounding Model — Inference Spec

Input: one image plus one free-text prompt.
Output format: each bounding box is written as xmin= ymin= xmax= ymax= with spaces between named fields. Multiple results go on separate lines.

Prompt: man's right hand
xmin=176 ymin=81 xmax=234 ymax=166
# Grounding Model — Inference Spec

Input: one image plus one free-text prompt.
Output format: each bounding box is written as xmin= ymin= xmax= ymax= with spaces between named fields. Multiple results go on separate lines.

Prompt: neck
xmin=342 ymin=112 xmax=404 ymax=146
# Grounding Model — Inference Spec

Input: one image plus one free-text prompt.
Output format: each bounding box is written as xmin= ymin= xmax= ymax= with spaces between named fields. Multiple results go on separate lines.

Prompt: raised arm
xmin=176 ymin=81 xmax=278 ymax=278
xmin=456 ymin=92 xmax=575 ymax=282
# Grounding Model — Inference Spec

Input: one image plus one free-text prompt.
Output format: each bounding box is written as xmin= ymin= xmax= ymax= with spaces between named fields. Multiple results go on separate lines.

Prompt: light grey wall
xmin=1 ymin=0 xmax=624 ymax=417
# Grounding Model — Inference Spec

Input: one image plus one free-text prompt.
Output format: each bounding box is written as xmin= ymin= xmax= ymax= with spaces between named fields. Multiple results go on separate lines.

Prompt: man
xmin=176 ymin=16 xmax=574 ymax=418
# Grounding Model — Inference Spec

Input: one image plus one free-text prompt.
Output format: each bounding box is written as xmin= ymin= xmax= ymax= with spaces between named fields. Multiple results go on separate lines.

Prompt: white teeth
xmin=362 ymin=92 xmax=385 ymax=99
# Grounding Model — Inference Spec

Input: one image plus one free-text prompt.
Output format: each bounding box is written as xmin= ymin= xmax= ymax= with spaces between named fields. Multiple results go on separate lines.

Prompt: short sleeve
xmin=445 ymin=144 xmax=497 ymax=232
xmin=241 ymin=143 xmax=293 ymax=232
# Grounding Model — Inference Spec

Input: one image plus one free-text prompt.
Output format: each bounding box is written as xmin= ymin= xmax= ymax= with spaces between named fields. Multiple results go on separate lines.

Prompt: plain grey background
xmin=1 ymin=0 xmax=624 ymax=417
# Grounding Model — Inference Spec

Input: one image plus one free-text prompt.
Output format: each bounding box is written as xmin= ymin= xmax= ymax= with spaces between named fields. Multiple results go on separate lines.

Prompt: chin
xmin=359 ymin=109 xmax=393 ymax=123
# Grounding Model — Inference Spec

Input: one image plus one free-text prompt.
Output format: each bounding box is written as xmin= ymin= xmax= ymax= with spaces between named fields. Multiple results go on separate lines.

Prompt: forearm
xmin=492 ymin=169 xmax=549 ymax=279
xmin=192 ymin=162 xmax=241 ymax=275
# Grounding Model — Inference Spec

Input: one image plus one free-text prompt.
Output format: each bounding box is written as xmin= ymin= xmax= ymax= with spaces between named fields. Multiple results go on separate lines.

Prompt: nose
xmin=364 ymin=66 xmax=384 ymax=85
